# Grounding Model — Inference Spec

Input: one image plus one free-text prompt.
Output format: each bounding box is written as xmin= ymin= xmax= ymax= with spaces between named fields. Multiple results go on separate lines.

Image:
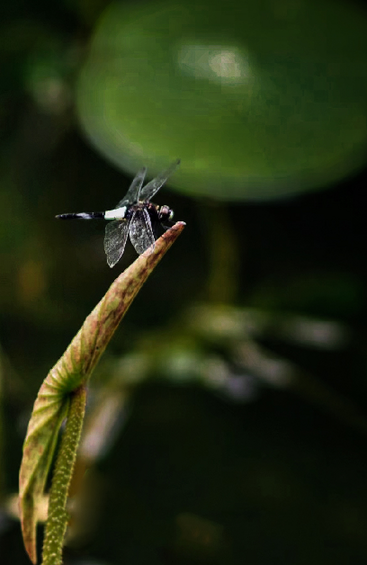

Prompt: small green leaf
xmin=19 ymin=221 xmax=185 ymax=564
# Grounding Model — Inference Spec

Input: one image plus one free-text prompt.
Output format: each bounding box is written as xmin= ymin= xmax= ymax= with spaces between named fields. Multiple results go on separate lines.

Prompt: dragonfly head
xmin=158 ymin=205 xmax=174 ymax=223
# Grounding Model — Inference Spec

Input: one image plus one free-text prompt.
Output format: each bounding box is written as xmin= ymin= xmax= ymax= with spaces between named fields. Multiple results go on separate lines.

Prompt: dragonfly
xmin=56 ymin=159 xmax=180 ymax=268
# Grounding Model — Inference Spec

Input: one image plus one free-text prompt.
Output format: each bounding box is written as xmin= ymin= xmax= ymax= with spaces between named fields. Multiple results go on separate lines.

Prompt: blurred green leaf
xmin=77 ymin=0 xmax=367 ymax=200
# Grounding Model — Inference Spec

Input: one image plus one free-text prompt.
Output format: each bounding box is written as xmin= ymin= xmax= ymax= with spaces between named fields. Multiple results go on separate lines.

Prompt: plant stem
xmin=42 ymin=385 xmax=87 ymax=565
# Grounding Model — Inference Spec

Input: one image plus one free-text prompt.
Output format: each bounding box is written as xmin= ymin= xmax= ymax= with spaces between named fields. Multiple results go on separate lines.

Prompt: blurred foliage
xmin=0 ymin=0 xmax=367 ymax=564
xmin=77 ymin=0 xmax=367 ymax=199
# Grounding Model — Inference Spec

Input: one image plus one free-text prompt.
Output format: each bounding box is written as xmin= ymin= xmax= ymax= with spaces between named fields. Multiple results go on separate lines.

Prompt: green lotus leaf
xmin=77 ymin=0 xmax=367 ymax=200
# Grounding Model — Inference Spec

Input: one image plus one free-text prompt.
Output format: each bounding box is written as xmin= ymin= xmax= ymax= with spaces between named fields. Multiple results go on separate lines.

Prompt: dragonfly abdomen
xmin=56 ymin=212 xmax=105 ymax=220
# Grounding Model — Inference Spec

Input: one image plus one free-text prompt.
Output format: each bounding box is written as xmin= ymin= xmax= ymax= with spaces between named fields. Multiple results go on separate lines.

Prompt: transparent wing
xmin=104 ymin=219 xmax=130 ymax=268
xmin=129 ymin=207 xmax=155 ymax=255
xmin=116 ymin=167 xmax=147 ymax=207
xmin=139 ymin=159 xmax=180 ymax=202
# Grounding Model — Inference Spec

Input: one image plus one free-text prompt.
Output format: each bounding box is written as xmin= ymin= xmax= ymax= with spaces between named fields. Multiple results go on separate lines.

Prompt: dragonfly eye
xmin=158 ymin=205 xmax=173 ymax=222
xmin=169 ymin=210 xmax=174 ymax=221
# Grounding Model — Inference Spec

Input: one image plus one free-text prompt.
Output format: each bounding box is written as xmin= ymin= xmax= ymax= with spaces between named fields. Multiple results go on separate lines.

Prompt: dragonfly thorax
xmin=129 ymin=202 xmax=173 ymax=224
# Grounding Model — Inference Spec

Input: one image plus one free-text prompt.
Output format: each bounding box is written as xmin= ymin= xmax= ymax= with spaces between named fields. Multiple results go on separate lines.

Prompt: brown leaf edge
xmin=19 ymin=221 xmax=185 ymax=563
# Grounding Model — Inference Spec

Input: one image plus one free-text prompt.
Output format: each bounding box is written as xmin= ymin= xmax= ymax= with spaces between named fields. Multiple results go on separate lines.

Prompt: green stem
xmin=41 ymin=385 xmax=87 ymax=565
xmin=201 ymin=203 xmax=239 ymax=304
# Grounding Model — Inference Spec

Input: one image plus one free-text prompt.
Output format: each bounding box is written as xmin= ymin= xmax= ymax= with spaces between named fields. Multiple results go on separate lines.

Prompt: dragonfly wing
xmin=129 ymin=207 xmax=155 ymax=255
xmin=104 ymin=219 xmax=130 ymax=268
xmin=116 ymin=167 xmax=147 ymax=207
xmin=139 ymin=159 xmax=180 ymax=202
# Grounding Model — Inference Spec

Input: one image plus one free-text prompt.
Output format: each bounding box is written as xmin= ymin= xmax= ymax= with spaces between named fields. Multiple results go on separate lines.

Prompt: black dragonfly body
xmin=56 ymin=160 xmax=180 ymax=267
